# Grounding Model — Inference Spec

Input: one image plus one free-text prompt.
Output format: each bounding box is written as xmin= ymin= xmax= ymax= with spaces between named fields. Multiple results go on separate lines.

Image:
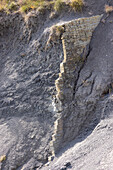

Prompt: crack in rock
xmin=73 ymin=44 xmax=92 ymax=99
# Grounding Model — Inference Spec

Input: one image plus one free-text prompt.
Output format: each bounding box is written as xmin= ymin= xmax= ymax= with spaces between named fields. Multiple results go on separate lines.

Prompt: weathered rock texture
xmin=1 ymin=0 xmax=113 ymax=168
xmin=51 ymin=15 xmax=102 ymax=155
xmin=42 ymin=8 xmax=113 ymax=170
xmin=0 ymin=11 xmax=64 ymax=169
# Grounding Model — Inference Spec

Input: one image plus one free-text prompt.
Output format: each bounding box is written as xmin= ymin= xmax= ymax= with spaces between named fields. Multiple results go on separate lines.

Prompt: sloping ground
xmin=43 ymin=109 xmax=113 ymax=170
xmin=0 ymin=0 xmax=113 ymax=169
xmin=0 ymin=10 xmax=64 ymax=169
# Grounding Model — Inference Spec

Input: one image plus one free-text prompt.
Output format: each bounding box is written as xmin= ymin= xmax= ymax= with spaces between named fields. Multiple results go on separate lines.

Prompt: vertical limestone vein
xmin=50 ymin=15 xmax=103 ymax=157
xmin=56 ymin=15 xmax=102 ymax=103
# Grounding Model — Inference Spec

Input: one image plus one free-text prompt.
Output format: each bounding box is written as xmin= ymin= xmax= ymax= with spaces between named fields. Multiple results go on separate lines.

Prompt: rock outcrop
xmin=50 ymin=15 xmax=102 ymax=155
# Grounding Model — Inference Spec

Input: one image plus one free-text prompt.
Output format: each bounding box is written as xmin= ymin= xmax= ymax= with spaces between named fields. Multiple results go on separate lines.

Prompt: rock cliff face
xmin=44 ymin=5 xmax=113 ymax=169
xmin=0 ymin=1 xmax=113 ymax=169
xmin=50 ymin=15 xmax=102 ymax=155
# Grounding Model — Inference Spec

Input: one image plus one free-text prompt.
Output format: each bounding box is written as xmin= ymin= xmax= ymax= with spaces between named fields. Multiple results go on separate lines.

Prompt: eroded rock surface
xmin=0 ymin=11 xmax=64 ymax=169
xmin=42 ymin=11 xmax=113 ymax=170
xmin=51 ymin=15 xmax=102 ymax=155
xmin=0 ymin=0 xmax=113 ymax=169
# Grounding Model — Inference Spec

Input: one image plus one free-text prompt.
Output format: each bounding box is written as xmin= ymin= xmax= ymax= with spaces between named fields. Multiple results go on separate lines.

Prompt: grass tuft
xmin=7 ymin=1 xmax=18 ymax=11
xmin=20 ymin=0 xmax=42 ymax=13
xmin=0 ymin=0 xmax=85 ymax=14
xmin=54 ymin=0 xmax=64 ymax=12
xmin=70 ymin=0 xmax=84 ymax=12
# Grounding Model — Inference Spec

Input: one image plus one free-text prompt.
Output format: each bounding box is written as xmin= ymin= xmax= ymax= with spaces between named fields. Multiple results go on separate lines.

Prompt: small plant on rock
xmin=55 ymin=25 xmax=64 ymax=36
xmin=105 ymin=4 xmax=113 ymax=13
